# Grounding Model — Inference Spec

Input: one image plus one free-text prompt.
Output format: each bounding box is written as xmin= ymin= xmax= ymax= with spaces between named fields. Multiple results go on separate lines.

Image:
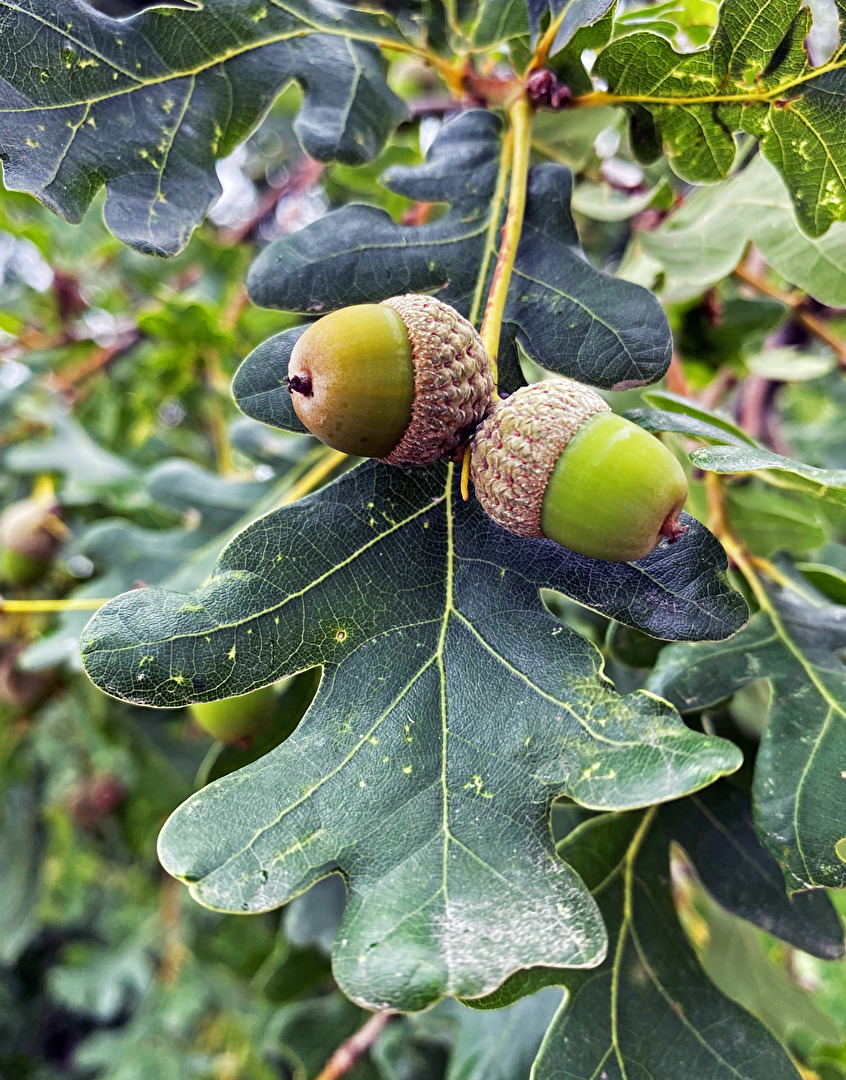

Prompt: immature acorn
xmin=0 ymin=496 xmax=65 ymax=586
xmin=286 ymin=294 xmax=493 ymax=466
xmin=470 ymin=379 xmax=688 ymax=562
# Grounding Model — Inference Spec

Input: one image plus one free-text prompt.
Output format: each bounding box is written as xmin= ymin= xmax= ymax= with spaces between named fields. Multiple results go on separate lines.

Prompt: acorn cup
xmin=286 ymin=294 xmax=494 ymax=466
xmin=470 ymin=378 xmax=689 ymax=563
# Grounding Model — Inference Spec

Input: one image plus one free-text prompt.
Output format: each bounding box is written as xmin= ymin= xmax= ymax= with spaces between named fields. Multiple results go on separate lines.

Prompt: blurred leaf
xmin=22 ymin=459 xmax=286 ymax=672
xmin=444 ymin=989 xmax=562 ymax=1080
xmin=571 ymin=178 xmax=670 ymax=222
xmin=637 ymin=157 xmax=846 ymax=304
xmin=0 ymin=778 xmax=45 ymax=965
xmin=0 ymin=0 xmax=408 ymax=254
xmin=48 ymin=939 xmax=154 ymax=1023
xmin=797 ymin=563 xmax=846 ymax=605
xmin=285 ymin=874 xmax=347 ymax=958
xmin=746 ymin=346 xmax=837 ymax=382
xmin=615 ymin=0 xmax=719 ymax=48
xmin=687 ymin=872 xmax=843 ymax=1049
xmin=5 ymin=402 xmax=139 ymax=505
xmin=726 ymin=484 xmax=831 ymax=558
xmin=678 ymin=297 xmax=786 ymax=366
xmin=532 ymin=107 xmax=620 ymax=171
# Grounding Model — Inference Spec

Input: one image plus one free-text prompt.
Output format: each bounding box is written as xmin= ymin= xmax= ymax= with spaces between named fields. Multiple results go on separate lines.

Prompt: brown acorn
xmin=470 ymin=378 xmax=689 ymax=562
xmin=286 ymin=294 xmax=493 ymax=466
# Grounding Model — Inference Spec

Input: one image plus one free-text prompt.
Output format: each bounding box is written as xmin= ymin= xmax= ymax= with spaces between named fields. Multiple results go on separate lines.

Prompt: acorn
xmin=0 ymin=496 xmax=65 ymax=586
xmin=470 ymin=379 xmax=688 ymax=562
xmin=189 ymin=684 xmax=278 ymax=744
xmin=286 ymin=295 xmax=493 ymax=466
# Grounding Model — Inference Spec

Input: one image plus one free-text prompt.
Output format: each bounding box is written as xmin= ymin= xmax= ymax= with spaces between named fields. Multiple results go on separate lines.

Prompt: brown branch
xmin=219 ymin=157 xmax=325 ymax=247
xmin=46 ymin=330 xmax=144 ymax=398
xmin=734 ymin=262 xmax=846 ymax=369
xmin=313 ymin=1011 xmax=394 ymax=1080
xmin=665 ymin=353 xmax=690 ymax=396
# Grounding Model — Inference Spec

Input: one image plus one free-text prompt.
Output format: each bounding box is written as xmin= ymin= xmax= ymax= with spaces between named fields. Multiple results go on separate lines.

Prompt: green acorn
xmin=189 ymin=684 xmax=277 ymax=744
xmin=470 ymin=378 xmax=688 ymax=562
xmin=286 ymin=294 xmax=493 ymax=466
xmin=0 ymin=496 xmax=65 ymax=586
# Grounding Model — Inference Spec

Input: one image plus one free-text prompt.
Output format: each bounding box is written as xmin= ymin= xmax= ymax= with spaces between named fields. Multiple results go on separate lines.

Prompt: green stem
xmin=479 ymin=94 xmax=532 ymax=390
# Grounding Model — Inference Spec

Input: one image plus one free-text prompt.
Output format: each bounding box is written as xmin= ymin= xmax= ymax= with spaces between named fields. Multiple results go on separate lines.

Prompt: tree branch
xmin=314 ymin=1010 xmax=394 ymax=1080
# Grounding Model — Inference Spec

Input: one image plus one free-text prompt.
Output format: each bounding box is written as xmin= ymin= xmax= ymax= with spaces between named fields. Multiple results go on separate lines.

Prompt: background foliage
xmin=3 ymin=0 xmax=846 ymax=1077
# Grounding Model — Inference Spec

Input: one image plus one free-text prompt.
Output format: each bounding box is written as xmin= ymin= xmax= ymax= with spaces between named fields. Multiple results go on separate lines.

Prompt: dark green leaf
xmin=674 ymin=784 xmax=844 ymax=959
xmin=649 ymin=592 xmax=846 ymax=891
xmin=533 ymin=810 xmax=803 ymax=1080
xmin=626 ymin=408 xmax=753 ymax=447
xmin=0 ymin=0 xmax=408 ymax=255
xmin=81 ymin=461 xmax=742 ymax=1010
xmin=639 ymin=391 xmax=757 ymax=444
xmin=246 ymin=110 xmax=672 ymax=393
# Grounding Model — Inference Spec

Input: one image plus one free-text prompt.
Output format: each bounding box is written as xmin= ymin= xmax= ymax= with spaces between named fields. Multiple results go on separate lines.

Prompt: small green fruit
xmin=0 ymin=496 xmax=64 ymax=586
xmin=189 ymin=685 xmax=277 ymax=744
xmin=470 ymin=379 xmax=688 ymax=562
xmin=286 ymin=294 xmax=493 ymax=466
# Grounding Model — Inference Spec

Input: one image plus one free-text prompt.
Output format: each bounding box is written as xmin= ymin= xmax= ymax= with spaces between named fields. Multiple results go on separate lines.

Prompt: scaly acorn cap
xmin=287 ymin=295 xmax=493 ymax=467
xmin=470 ymin=378 xmax=610 ymax=538
xmin=379 ymin=295 xmax=494 ymax=467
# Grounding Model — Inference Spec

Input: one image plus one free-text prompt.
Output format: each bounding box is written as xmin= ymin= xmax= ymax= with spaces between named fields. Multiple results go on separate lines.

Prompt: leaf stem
xmin=276 ymin=448 xmax=348 ymax=507
xmin=529 ymin=6 xmax=572 ymax=71
xmin=468 ymin=126 xmax=514 ymax=329
xmin=0 ymin=597 xmax=112 ymax=613
xmin=479 ymin=94 xmax=532 ymax=385
xmin=569 ymin=53 xmax=846 ymax=108
xmin=313 ymin=1010 xmax=394 ymax=1080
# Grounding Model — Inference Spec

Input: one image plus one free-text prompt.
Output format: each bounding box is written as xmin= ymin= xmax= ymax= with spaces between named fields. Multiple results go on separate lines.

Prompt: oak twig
xmin=313 ymin=1011 xmax=394 ymax=1080
xmin=734 ymin=262 xmax=846 ymax=369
